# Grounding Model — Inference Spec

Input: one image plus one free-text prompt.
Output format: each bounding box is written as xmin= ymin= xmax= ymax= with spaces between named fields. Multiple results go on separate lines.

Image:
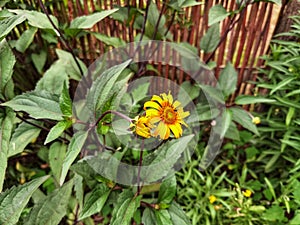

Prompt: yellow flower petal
xmin=144 ymin=101 xmax=161 ymax=110
xmin=169 ymin=123 xmax=182 ymax=138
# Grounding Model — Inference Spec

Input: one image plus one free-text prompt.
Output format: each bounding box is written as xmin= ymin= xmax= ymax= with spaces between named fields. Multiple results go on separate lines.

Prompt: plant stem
xmin=137 ymin=139 xmax=144 ymax=195
xmin=93 ymin=110 xmax=132 ymax=128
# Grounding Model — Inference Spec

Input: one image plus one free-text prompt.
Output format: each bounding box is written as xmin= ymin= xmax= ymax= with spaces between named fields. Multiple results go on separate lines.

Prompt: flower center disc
xmin=162 ymin=107 xmax=176 ymax=124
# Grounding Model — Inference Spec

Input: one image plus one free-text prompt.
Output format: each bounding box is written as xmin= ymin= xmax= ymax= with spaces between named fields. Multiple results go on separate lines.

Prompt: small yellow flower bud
xmin=252 ymin=117 xmax=261 ymax=124
xmin=243 ymin=189 xmax=252 ymax=197
xmin=209 ymin=195 xmax=217 ymax=204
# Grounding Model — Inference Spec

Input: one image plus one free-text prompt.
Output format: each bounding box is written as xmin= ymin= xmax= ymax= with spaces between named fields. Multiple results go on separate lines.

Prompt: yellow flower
xmin=243 ymin=189 xmax=252 ymax=197
xmin=209 ymin=195 xmax=217 ymax=204
xmin=143 ymin=92 xmax=190 ymax=140
xmin=252 ymin=117 xmax=261 ymax=124
xmin=130 ymin=116 xmax=153 ymax=138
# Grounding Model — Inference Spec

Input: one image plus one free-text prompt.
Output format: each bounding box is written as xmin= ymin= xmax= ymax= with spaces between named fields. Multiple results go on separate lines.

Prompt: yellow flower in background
xmin=130 ymin=116 xmax=153 ymax=138
xmin=243 ymin=189 xmax=252 ymax=197
xmin=209 ymin=195 xmax=217 ymax=204
xmin=144 ymin=92 xmax=190 ymax=140
xmin=252 ymin=116 xmax=261 ymax=124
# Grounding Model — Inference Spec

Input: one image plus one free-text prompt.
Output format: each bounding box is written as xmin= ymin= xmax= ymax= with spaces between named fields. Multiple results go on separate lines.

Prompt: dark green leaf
xmin=155 ymin=210 xmax=172 ymax=225
xmin=270 ymin=77 xmax=296 ymax=95
xmin=35 ymin=61 xmax=68 ymax=94
xmin=25 ymin=180 xmax=73 ymax=225
xmin=142 ymin=208 xmax=156 ymax=225
xmin=0 ymin=39 xmax=16 ymax=95
xmin=49 ymin=142 xmax=66 ymax=184
xmin=55 ymin=49 xmax=87 ymax=81
xmin=178 ymin=81 xmax=201 ymax=107
xmin=0 ymin=14 xmax=26 ymax=41
xmin=59 ymin=82 xmax=72 ymax=117
xmin=1 ymin=90 xmax=63 ymax=120
xmin=235 ymin=95 xmax=276 ymax=105
xmin=31 ymin=50 xmax=47 ymax=74
xmin=224 ymin=121 xmax=240 ymax=141
xmin=92 ymin=33 xmax=126 ymax=48
xmin=111 ymin=190 xmax=141 ymax=225
xmin=200 ymin=23 xmax=220 ymax=53
xmin=9 ymin=120 xmax=42 ymax=157
xmin=230 ymin=107 xmax=259 ymax=135
xmin=141 ymin=135 xmax=194 ymax=183
xmin=70 ymin=9 xmax=119 ymax=29
xmin=0 ymin=176 xmax=49 ymax=225
xmin=79 ymin=184 xmax=111 ymax=220
xmin=9 ymin=9 xmax=58 ymax=29
xmin=15 ymin=27 xmax=37 ymax=53
xmin=219 ymin=109 xmax=232 ymax=138
xmin=168 ymin=201 xmax=192 ymax=225
xmin=87 ymin=59 xmax=132 ymax=111
xmin=218 ymin=62 xmax=237 ymax=97
xmin=60 ymin=131 xmax=88 ymax=185
xmin=208 ymin=5 xmax=230 ymax=26
xmin=158 ymin=175 xmax=177 ymax=204
xmin=0 ymin=108 xmax=15 ymax=191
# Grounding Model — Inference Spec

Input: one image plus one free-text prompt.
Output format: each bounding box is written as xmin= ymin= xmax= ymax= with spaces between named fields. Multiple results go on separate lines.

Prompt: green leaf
xmin=168 ymin=201 xmax=192 ymax=225
xmin=235 ymin=95 xmax=276 ymax=105
xmin=220 ymin=109 xmax=232 ymax=138
xmin=111 ymin=190 xmax=141 ymax=225
xmin=25 ymin=180 xmax=73 ymax=225
xmin=15 ymin=27 xmax=37 ymax=53
xmin=142 ymin=135 xmax=194 ymax=183
xmin=290 ymin=214 xmax=300 ymax=225
xmin=0 ymin=14 xmax=26 ymax=41
xmin=1 ymin=90 xmax=63 ymax=120
xmin=208 ymin=5 xmax=230 ymax=26
xmin=270 ymin=77 xmax=296 ymax=95
xmin=199 ymin=84 xmax=224 ymax=103
xmin=263 ymin=205 xmax=285 ymax=222
xmin=274 ymin=96 xmax=300 ymax=109
xmin=55 ymin=49 xmax=87 ymax=81
xmin=0 ymin=108 xmax=15 ymax=191
xmin=44 ymin=120 xmax=70 ymax=145
xmin=87 ymin=59 xmax=132 ymax=111
xmin=131 ymin=82 xmax=150 ymax=105
xmin=230 ymin=107 xmax=259 ymax=135
xmin=9 ymin=120 xmax=42 ymax=157
xmin=9 ymin=9 xmax=58 ymax=29
xmin=92 ymin=33 xmax=126 ymax=48
xmin=31 ymin=50 xmax=47 ymax=74
xmin=178 ymin=81 xmax=201 ymax=107
xmin=0 ymin=39 xmax=16 ymax=95
xmin=142 ymin=208 xmax=156 ymax=225
xmin=286 ymin=107 xmax=295 ymax=126
xmin=155 ymin=210 xmax=173 ymax=225
xmin=0 ymin=175 xmax=49 ymax=225
xmin=35 ymin=60 xmax=68 ymax=94
xmin=49 ymin=142 xmax=66 ymax=184
xmin=59 ymin=82 xmax=72 ymax=117
xmin=70 ymin=9 xmax=119 ymax=29
xmin=158 ymin=175 xmax=177 ymax=204
xmin=224 ymin=121 xmax=240 ymax=141
xmin=200 ymin=23 xmax=220 ymax=53
xmin=218 ymin=62 xmax=237 ymax=97
xmin=79 ymin=184 xmax=111 ymax=220
xmin=60 ymin=131 xmax=88 ymax=185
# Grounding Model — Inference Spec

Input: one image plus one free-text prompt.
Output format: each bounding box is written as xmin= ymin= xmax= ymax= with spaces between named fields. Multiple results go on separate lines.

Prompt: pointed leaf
xmin=219 ymin=62 xmax=237 ymax=98
xmin=235 ymin=95 xmax=276 ymax=105
xmin=142 ymin=208 xmax=156 ymax=225
xmin=25 ymin=180 xmax=73 ymax=225
xmin=155 ymin=209 xmax=173 ymax=225
xmin=15 ymin=27 xmax=37 ymax=53
xmin=0 ymin=39 xmax=16 ymax=95
xmin=230 ymin=107 xmax=259 ymax=135
xmin=60 ymin=131 xmax=88 ymax=185
xmin=270 ymin=77 xmax=296 ymax=95
xmin=219 ymin=109 xmax=232 ymax=138
xmin=60 ymin=82 xmax=72 ymax=117
xmin=79 ymin=184 xmax=111 ymax=220
xmin=168 ymin=201 xmax=192 ymax=225
xmin=208 ymin=5 xmax=230 ymax=26
xmin=0 ymin=14 xmax=26 ymax=41
xmin=200 ymin=23 xmax=220 ymax=53
xmin=9 ymin=120 xmax=42 ymax=157
xmin=44 ymin=120 xmax=70 ymax=144
xmin=0 ymin=108 xmax=15 ymax=191
xmin=70 ymin=9 xmax=119 ymax=29
xmin=0 ymin=176 xmax=49 ymax=225
xmin=49 ymin=142 xmax=67 ymax=183
xmin=1 ymin=90 xmax=63 ymax=120
xmin=158 ymin=175 xmax=177 ymax=204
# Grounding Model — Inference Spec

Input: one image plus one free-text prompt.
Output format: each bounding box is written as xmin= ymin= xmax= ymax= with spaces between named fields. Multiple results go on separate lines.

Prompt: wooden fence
xmin=10 ymin=0 xmax=283 ymax=97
